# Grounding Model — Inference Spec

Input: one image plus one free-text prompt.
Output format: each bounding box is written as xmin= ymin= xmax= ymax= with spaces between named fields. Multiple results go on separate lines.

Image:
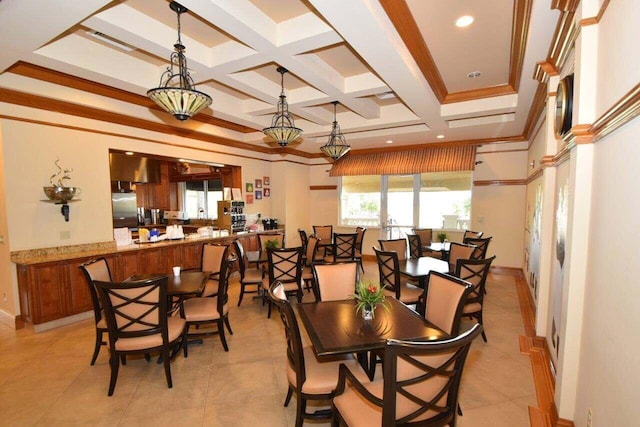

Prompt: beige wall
xmin=0 ymin=122 xmax=18 ymax=324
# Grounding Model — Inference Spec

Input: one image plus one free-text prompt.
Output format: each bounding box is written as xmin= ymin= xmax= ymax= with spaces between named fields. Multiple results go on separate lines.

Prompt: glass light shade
xmin=263 ymin=124 xmax=303 ymax=147
xmin=147 ymin=86 xmax=212 ymax=121
xmin=262 ymin=67 xmax=303 ymax=146
xmin=321 ymin=103 xmax=350 ymax=160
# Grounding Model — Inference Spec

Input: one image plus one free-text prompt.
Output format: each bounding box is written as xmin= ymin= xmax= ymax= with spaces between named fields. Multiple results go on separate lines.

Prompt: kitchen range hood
xmin=109 ymin=153 xmax=161 ymax=183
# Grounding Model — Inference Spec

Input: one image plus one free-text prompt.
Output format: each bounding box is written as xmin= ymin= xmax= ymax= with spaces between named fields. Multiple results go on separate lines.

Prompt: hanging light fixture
xmin=321 ymin=101 xmax=351 ymax=160
xmin=262 ymin=67 xmax=303 ymax=146
xmin=147 ymin=1 xmax=212 ymax=121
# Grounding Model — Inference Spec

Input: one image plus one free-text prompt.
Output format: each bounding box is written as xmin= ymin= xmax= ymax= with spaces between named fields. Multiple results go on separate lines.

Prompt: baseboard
xmin=514 ymin=270 xmax=574 ymax=427
xmin=0 ymin=308 xmax=19 ymax=329
xmin=33 ymin=310 xmax=93 ymax=333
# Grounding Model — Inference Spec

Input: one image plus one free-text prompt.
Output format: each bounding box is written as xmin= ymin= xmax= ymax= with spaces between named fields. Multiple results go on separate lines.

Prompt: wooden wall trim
xmin=524 ymin=83 xmax=549 ymax=140
xmin=7 ymin=62 xmax=256 ymax=133
xmin=380 ymin=0 xmax=533 ymax=104
xmin=590 ymin=82 xmax=640 ymax=142
xmin=513 ymin=268 xmax=575 ymax=427
xmin=309 ymin=185 xmax=337 ymax=190
xmin=579 ymin=0 xmax=611 ymax=26
xmin=474 ymin=179 xmax=527 ymax=186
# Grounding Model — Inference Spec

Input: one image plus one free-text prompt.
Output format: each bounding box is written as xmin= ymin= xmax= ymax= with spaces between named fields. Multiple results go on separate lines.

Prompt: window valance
xmin=329 ymin=145 xmax=477 ymax=177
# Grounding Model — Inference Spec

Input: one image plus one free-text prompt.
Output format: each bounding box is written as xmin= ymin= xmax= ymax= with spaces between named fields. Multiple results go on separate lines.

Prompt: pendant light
xmin=262 ymin=67 xmax=303 ymax=146
xmin=147 ymin=1 xmax=212 ymax=121
xmin=320 ymin=101 xmax=351 ymax=160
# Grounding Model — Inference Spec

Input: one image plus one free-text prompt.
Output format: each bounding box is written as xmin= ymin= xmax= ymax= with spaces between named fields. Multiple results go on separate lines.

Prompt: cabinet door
xmin=116 ymin=251 xmax=140 ymax=281
xmin=139 ymin=248 xmax=165 ymax=274
xmin=31 ymin=264 xmax=66 ymax=323
xmin=160 ymin=246 xmax=181 ymax=274
xmin=181 ymin=243 xmax=203 ymax=270
xmin=65 ymin=260 xmax=94 ymax=315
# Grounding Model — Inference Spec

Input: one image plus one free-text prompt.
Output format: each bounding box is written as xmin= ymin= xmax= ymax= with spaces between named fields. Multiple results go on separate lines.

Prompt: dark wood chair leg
xmin=162 ymin=348 xmax=173 ymax=389
xmin=295 ymin=395 xmax=306 ymax=427
xmin=284 ymin=386 xmax=293 ymax=407
xmin=224 ymin=316 xmax=233 ymax=335
xmin=108 ymin=352 xmax=120 ymax=396
xmin=120 ymin=354 xmax=127 ymax=365
xmin=237 ymin=285 xmax=245 ymax=306
xmin=219 ymin=320 xmax=229 ymax=352
xmin=91 ymin=330 xmax=102 ymax=365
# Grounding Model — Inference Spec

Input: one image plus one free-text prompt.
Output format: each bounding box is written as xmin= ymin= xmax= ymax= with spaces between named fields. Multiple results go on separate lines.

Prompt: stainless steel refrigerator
xmin=112 ymin=193 xmax=138 ymax=228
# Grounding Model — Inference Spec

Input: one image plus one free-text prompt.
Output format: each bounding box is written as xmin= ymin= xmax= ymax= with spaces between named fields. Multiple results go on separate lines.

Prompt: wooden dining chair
xmin=378 ymin=238 xmax=408 ymax=260
xmin=422 ymin=271 xmax=472 ymax=336
xmin=181 ymin=250 xmax=233 ymax=352
xmin=268 ymin=282 xmax=369 ymax=427
xmin=312 ymin=261 xmax=358 ymax=302
xmin=324 ymin=232 xmax=357 ymax=263
xmin=463 ymin=236 xmax=492 ymax=260
xmin=407 ymin=234 xmax=423 ymax=259
xmin=261 ymin=246 xmax=304 ymax=318
xmin=447 ymin=242 xmax=476 ymax=274
xmin=374 ymin=247 xmax=423 ymax=306
xmin=298 ymin=228 xmax=308 ymax=254
xmin=455 ymin=256 xmax=495 ymax=342
xmin=198 ymin=243 xmax=230 ymax=297
xmin=463 ymin=230 xmax=483 ymax=240
xmin=301 ymin=235 xmax=321 ymax=293
xmin=313 ymin=225 xmax=333 ymax=255
xmin=412 ymin=227 xmax=441 ymax=258
xmin=79 ymin=257 xmax=113 ymax=365
xmin=93 ymin=275 xmax=187 ymax=396
xmin=233 ymin=240 xmax=264 ymax=306
xmin=354 ymin=226 xmax=367 ymax=273
xmin=332 ymin=324 xmax=484 ymax=427
xmin=258 ymin=232 xmax=284 ymax=251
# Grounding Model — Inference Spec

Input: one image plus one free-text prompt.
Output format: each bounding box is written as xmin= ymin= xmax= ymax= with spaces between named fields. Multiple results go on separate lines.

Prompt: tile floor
xmin=0 ymin=261 xmax=536 ymax=426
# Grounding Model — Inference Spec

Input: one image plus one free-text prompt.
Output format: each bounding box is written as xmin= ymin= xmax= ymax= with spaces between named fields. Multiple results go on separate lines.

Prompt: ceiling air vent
xmin=86 ymin=31 xmax=135 ymax=52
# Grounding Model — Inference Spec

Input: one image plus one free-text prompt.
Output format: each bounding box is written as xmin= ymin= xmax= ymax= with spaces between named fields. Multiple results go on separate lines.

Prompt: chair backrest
xmin=381 ymin=324 xmax=484 ymax=426
xmin=266 ymin=247 xmax=303 ymax=287
xmin=447 ymin=242 xmax=475 ymax=272
xmin=412 ymin=228 xmax=433 ymax=246
xmin=312 ymin=262 xmax=358 ymax=301
xmin=455 ymin=256 xmax=495 ymax=305
xmin=298 ymin=229 xmax=308 ymax=253
xmin=463 ymin=237 xmax=492 ymax=260
xmin=424 ymin=271 xmax=472 ymax=336
xmin=259 ymin=233 xmax=284 ymax=251
xmin=313 ymin=225 xmax=333 ymax=242
xmin=305 ymin=235 xmax=320 ymax=267
xmin=378 ymin=238 xmax=408 ymax=261
xmin=232 ymin=240 xmax=248 ymax=279
xmin=374 ymin=247 xmax=402 ymax=300
xmin=94 ymin=275 xmax=169 ymax=345
xmin=202 ymin=243 xmax=228 ymax=275
xmin=331 ymin=232 xmax=358 ymax=262
xmin=79 ymin=257 xmax=113 ymax=324
xmin=268 ymin=282 xmax=306 ymax=389
xmin=407 ymin=234 xmax=423 ymax=259
xmin=355 ymin=227 xmax=367 ymax=253
xmin=463 ymin=230 xmax=483 ymax=240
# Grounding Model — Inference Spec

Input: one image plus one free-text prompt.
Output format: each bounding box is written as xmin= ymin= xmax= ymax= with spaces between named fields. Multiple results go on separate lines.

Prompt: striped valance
xmin=329 ymin=145 xmax=477 ymax=176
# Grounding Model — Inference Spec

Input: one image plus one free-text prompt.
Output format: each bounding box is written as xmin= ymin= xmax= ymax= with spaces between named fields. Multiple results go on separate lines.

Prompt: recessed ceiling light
xmin=125 ymin=151 xmax=135 ymax=155
xmin=467 ymin=71 xmax=482 ymax=78
xmin=456 ymin=15 xmax=474 ymax=28
xmin=386 ymin=140 xmax=393 ymax=144
xmin=436 ymin=135 xmax=445 ymax=139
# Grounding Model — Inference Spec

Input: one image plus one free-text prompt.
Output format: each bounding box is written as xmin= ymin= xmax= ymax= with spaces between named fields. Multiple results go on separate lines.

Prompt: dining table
xmin=399 ymin=256 xmax=449 ymax=288
xmin=125 ymin=271 xmax=209 ymax=312
xmin=297 ymin=297 xmax=447 ymax=358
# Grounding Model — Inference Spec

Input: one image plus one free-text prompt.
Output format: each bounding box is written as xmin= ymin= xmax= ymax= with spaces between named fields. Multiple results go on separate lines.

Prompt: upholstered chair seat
xmin=182 ymin=297 xmax=228 ymax=322
xmin=383 ymin=282 xmax=423 ymax=304
xmin=201 ymin=278 xmax=219 ymax=297
xmin=115 ymin=317 xmax=186 ymax=352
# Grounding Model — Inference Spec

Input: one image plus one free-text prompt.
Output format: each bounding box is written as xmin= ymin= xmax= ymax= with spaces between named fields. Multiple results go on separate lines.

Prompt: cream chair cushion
xmin=114 ymin=317 xmax=185 ymax=351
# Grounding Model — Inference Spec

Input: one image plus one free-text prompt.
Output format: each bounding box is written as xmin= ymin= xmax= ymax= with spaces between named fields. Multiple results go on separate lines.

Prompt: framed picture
xmin=246 ymin=194 xmax=254 ymax=204
xmin=246 ymin=182 xmax=254 ymax=192
xmin=255 ymin=190 xmax=262 ymax=200
xmin=255 ymin=179 xmax=262 ymax=189
xmin=264 ymin=188 xmax=271 ymax=197
xmin=263 ymin=176 xmax=270 ymax=186
xmin=232 ymin=188 xmax=242 ymax=200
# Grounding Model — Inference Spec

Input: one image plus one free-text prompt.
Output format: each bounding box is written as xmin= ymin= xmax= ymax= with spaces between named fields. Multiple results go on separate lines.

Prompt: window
xmin=340 ymin=175 xmax=381 ymax=226
xmin=183 ymin=179 xmax=223 ymax=219
xmin=340 ymin=171 xmax=472 ymax=232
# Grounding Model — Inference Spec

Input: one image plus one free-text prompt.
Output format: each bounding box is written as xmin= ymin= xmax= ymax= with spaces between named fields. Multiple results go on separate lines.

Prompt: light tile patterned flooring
xmin=0 ymin=261 xmax=536 ymax=426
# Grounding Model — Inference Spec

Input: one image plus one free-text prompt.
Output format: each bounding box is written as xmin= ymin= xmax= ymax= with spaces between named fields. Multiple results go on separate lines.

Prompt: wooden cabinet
xmin=15 ymin=233 xmax=263 ymax=327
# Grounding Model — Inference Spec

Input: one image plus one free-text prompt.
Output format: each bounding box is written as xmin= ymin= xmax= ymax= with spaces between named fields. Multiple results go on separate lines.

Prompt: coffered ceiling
xmin=0 ymin=0 xmax=560 ymax=157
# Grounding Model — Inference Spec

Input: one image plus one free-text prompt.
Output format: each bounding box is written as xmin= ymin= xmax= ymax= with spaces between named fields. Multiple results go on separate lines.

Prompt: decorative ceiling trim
xmin=534 ymin=61 xmax=559 ymax=84
xmin=309 ymin=185 xmax=337 ymax=191
xmin=590 ymin=82 xmax=640 ymax=142
xmin=523 ymin=82 xmax=548 ymax=140
xmin=0 ymin=87 xmax=322 ymax=159
xmin=379 ymin=0 xmax=532 ymax=104
xmin=546 ymin=3 xmax=580 ymax=74
xmin=6 ymin=62 xmax=257 ymax=133
xmin=579 ymin=0 xmax=610 ymax=26
xmin=474 ymin=179 xmax=527 ymax=186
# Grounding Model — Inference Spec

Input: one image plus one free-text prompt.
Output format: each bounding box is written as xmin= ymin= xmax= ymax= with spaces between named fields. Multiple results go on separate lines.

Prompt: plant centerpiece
xmin=437 ymin=232 xmax=448 ymax=243
xmin=265 ymin=239 xmax=280 ymax=250
xmin=352 ymin=280 xmax=388 ymax=320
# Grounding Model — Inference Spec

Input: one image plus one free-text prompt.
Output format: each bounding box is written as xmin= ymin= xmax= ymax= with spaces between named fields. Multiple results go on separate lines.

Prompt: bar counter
xmin=11 ymin=229 xmax=284 ymax=330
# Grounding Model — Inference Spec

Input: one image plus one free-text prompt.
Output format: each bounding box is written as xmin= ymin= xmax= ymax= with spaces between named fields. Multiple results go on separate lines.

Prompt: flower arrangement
xmin=265 ymin=239 xmax=280 ymax=250
xmin=352 ymin=280 xmax=388 ymax=319
xmin=437 ymin=232 xmax=448 ymax=243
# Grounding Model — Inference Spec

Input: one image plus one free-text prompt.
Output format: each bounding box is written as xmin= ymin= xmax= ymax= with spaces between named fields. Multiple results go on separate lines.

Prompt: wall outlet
xmin=60 ymin=231 xmax=71 ymax=240
xmin=587 ymin=408 xmax=593 ymax=427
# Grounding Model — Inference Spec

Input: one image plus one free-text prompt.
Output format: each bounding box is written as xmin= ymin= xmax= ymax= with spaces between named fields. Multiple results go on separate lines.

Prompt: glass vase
xmin=362 ymin=304 xmax=375 ymax=321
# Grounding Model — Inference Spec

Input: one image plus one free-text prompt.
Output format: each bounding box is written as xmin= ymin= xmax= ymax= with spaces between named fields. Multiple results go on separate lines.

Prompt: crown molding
xmin=523 ymin=83 xmax=548 ymax=140
xmin=380 ymin=0 xmax=532 ymax=104
xmin=579 ymin=0 xmax=610 ymax=27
